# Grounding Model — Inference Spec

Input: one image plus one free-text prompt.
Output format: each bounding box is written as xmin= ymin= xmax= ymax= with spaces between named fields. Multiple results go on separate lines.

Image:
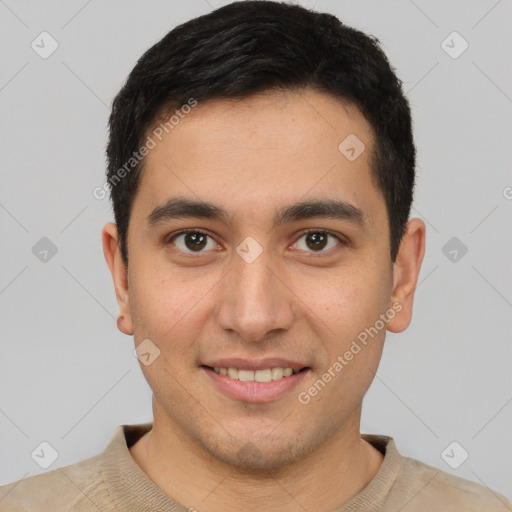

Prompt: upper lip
xmin=202 ymin=357 xmax=309 ymax=372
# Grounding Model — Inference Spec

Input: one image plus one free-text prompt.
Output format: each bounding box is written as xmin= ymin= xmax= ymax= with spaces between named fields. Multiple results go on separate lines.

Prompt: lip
xmin=201 ymin=357 xmax=308 ymax=372
xmin=201 ymin=365 xmax=310 ymax=403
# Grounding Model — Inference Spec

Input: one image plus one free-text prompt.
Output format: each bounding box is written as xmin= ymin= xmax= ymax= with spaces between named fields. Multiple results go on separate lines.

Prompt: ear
xmin=387 ymin=218 xmax=426 ymax=333
xmin=102 ymin=222 xmax=133 ymax=335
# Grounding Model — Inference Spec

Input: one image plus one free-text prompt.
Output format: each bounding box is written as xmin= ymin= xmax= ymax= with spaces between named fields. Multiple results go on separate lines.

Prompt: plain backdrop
xmin=1 ymin=0 xmax=511 ymax=502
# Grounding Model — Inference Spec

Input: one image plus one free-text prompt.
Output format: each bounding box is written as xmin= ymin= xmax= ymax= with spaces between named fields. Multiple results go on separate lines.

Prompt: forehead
xmin=133 ymin=88 xmax=383 ymax=229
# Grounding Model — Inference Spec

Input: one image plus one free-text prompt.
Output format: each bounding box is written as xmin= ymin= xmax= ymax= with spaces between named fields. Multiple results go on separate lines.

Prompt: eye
xmin=293 ymin=230 xmax=342 ymax=253
xmin=169 ymin=230 xmax=219 ymax=253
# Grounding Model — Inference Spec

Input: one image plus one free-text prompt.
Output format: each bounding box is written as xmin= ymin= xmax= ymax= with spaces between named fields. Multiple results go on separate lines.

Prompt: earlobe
xmin=387 ymin=218 xmax=426 ymax=333
xmin=102 ymin=223 xmax=134 ymax=336
xmin=117 ymin=315 xmax=133 ymax=336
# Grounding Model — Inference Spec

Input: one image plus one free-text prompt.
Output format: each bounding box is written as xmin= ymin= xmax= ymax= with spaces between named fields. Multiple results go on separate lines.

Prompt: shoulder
xmin=385 ymin=455 xmax=512 ymax=511
xmin=0 ymin=453 xmax=112 ymax=512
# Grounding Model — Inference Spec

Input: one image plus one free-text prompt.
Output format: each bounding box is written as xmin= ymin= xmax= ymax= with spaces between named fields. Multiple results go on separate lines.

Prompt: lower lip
xmin=202 ymin=366 xmax=310 ymax=403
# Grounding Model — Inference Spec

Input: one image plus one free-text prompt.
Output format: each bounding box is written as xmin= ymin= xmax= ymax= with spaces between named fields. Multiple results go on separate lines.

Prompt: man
xmin=1 ymin=1 xmax=510 ymax=510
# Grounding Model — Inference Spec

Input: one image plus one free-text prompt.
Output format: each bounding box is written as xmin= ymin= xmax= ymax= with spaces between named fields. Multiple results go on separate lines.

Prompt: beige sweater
xmin=1 ymin=424 xmax=510 ymax=511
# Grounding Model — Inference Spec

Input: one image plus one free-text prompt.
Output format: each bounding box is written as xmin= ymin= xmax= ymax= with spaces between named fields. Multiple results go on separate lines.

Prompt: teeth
xmin=212 ymin=366 xmax=299 ymax=382
xmin=271 ymin=367 xmax=283 ymax=380
xmin=238 ymin=369 xmax=254 ymax=382
xmin=255 ymin=369 xmax=272 ymax=382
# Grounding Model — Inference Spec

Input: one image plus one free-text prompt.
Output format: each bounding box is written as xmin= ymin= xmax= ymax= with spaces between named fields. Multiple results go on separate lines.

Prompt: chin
xmin=200 ymin=432 xmax=312 ymax=471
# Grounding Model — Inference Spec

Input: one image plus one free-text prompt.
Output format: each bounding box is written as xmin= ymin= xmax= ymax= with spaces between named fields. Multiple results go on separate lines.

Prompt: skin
xmin=103 ymin=88 xmax=425 ymax=511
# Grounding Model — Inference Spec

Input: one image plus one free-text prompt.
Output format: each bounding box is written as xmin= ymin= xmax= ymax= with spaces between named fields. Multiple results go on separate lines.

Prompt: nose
xmin=216 ymin=249 xmax=294 ymax=343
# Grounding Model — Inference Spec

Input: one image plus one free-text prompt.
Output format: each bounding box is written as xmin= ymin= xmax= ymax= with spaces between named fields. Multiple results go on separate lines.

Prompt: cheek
xmin=129 ymin=274 xmax=204 ymax=396
xmin=294 ymin=262 xmax=391 ymax=338
xmin=129 ymin=267 xmax=193 ymax=345
xmin=128 ymin=260 xmax=224 ymax=366
xmin=302 ymin=279 xmax=388 ymax=414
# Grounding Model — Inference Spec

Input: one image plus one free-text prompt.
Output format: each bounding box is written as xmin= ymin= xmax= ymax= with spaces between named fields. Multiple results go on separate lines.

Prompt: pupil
xmin=185 ymin=232 xmax=207 ymax=251
xmin=306 ymin=232 xmax=327 ymax=251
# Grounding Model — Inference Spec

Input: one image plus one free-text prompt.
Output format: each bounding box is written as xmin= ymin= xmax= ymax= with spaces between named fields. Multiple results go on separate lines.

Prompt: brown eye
xmin=184 ymin=232 xmax=207 ymax=251
xmin=294 ymin=231 xmax=341 ymax=253
xmin=305 ymin=232 xmax=328 ymax=251
xmin=171 ymin=231 xmax=218 ymax=253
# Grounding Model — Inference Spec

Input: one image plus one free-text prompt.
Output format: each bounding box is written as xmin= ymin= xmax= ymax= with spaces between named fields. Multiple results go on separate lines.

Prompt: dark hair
xmin=106 ymin=0 xmax=415 ymax=264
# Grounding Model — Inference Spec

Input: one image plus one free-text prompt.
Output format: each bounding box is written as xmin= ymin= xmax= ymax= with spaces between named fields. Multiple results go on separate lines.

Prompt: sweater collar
xmin=101 ymin=424 xmax=402 ymax=511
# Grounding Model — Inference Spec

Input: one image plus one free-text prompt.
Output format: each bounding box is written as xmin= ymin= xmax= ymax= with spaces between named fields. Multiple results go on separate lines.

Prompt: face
xmin=104 ymin=88 xmax=424 ymax=470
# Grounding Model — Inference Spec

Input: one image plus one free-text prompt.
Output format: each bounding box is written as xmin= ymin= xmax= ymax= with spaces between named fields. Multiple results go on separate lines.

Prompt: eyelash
xmin=166 ymin=228 xmax=346 ymax=256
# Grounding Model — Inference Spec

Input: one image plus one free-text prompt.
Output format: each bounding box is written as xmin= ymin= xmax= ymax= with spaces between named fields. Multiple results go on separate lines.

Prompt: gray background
xmin=1 ymin=0 xmax=511 ymax=503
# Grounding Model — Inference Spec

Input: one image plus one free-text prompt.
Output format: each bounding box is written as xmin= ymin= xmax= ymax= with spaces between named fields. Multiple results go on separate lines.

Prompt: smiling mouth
xmin=202 ymin=365 xmax=309 ymax=383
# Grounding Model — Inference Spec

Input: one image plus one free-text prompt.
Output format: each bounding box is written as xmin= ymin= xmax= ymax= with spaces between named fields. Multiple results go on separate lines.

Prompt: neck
xmin=130 ymin=402 xmax=383 ymax=512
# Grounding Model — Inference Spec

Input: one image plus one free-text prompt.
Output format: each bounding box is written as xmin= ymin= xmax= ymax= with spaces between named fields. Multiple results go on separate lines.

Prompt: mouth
xmin=201 ymin=364 xmax=311 ymax=403
xmin=201 ymin=365 xmax=309 ymax=382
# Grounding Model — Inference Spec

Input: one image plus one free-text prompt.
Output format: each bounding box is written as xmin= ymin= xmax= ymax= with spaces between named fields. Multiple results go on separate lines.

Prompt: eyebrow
xmin=147 ymin=196 xmax=364 ymax=228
